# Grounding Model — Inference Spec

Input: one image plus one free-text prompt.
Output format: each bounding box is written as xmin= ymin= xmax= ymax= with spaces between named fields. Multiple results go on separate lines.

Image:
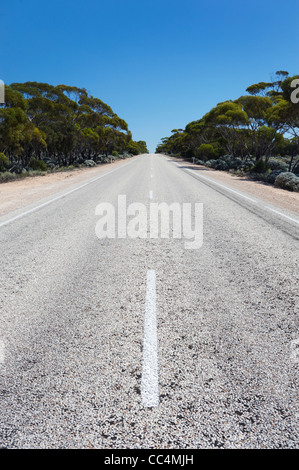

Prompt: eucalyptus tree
xmin=203 ymin=101 xmax=249 ymax=158
xmin=157 ymin=70 xmax=298 ymax=166
xmin=0 ymin=85 xmax=47 ymax=165
xmin=0 ymin=81 xmax=147 ymax=170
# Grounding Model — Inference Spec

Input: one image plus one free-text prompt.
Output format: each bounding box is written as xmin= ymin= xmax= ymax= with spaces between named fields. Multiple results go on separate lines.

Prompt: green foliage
xmin=127 ymin=141 xmax=143 ymax=155
xmin=266 ymin=170 xmax=284 ymax=184
xmin=0 ymin=170 xmax=46 ymax=183
xmin=274 ymin=172 xmax=299 ymax=191
xmin=0 ymin=171 xmax=23 ymax=182
xmin=29 ymin=157 xmax=48 ymax=171
xmin=211 ymin=159 xmax=230 ymax=171
xmin=267 ymin=158 xmax=288 ymax=171
xmin=0 ymin=153 xmax=9 ymax=171
xmin=136 ymin=141 xmax=149 ymax=154
xmin=156 ymin=69 xmax=299 ymax=190
xmin=204 ymin=160 xmax=217 ymax=168
xmin=204 ymin=155 xmax=252 ymax=171
xmin=0 ymin=81 xmax=147 ymax=172
xmin=250 ymin=159 xmax=270 ymax=174
xmin=197 ymin=144 xmax=216 ymax=160
xmin=246 ymin=82 xmax=273 ymax=96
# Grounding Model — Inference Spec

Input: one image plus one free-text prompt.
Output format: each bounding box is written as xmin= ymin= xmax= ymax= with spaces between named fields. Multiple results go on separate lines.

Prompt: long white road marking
xmin=169 ymin=160 xmax=299 ymax=226
xmin=264 ymin=206 xmax=299 ymax=225
xmin=149 ymin=190 xmax=153 ymax=199
xmin=184 ymin=168 xmax=257 ymax=203
xmin=0 ymin=340 xmax=5 ymax=364
xmin=0 ymin=159 xmax=136 ymax=229
xmin=186 ymin=167 xmax=299 ymax=224
xmin=141 ymin=270 xmax=159 ymax=407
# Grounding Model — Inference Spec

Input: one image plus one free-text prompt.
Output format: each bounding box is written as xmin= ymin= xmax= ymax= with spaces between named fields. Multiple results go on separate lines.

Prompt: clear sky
xmin=1 ymin=0 xmax=298 ymax=153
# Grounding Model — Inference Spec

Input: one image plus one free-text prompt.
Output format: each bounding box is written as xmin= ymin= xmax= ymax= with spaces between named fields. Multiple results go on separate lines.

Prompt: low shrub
xmin=217 ymin=155 xmax=254 ymax=170
xmin=205 ymin=159 xmax=217 ymax=168
xmin=84 ymin=159 xmax=96 ymax=167
xmin=29 ymin=157 xmax=48 ymax=171
xmin=274 ymin=172 xmax=299 ymax=192
xmin=266 ymin=170 xmax=284 ymax=184
xmin=247 ymin=172 xmax=269 ymax=182
xmin=0 ymin=170 xmax=46 ymax=183
xmin=268 ymin=158 xmax=288 ymax=172
xmin=226 ymin=158 xmax=243 ymax=170
xmin=0 ymin=171 xmax=20 ymax=182
xmin=74 ymin=157 xmax=85 ymax=165
xmin=213 ymin=160 xmax=230 ymax=171
xmin=250 ymin=159 xmax=270 ymax=174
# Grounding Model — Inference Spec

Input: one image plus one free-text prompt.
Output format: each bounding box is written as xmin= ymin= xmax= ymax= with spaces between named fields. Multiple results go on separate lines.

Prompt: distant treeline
xmin=0 ymin=82 xmax=148 ymax=173
xmin=156 ymin=71 xmax=299 ymax=172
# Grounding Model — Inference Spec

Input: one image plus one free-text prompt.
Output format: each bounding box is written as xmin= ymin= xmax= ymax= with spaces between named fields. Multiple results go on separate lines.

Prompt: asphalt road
xmin=0 ymin=154 xmax=298 ymax=449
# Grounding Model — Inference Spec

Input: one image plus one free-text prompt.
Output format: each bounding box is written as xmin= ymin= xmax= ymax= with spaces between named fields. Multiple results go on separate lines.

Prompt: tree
xmin=0 ymin=81 xmax=148 ymax=170
xmin=197 ymin=143 xmax=216 ymax=160
xmin=268 ymin=75 xmax=299 ymax=139
xmin=157 ymin=70 xmax=298 ymax=170
xmin=203 ymin=101 xmax=249 ymax=158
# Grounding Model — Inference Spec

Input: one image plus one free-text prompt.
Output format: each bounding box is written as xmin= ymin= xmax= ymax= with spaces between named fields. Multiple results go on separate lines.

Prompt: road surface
xmin=0 ymin=154 xmax=298 ymax=449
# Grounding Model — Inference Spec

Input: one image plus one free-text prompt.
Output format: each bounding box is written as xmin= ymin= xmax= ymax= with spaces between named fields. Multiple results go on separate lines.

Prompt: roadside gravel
xmin=167 ymin=156 xmax=299 ymax=216
xmin=0 ymin=157 xmax=139 ymax=217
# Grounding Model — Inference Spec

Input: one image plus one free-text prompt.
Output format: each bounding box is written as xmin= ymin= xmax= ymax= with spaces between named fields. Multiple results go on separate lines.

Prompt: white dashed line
xmin=149 ymin=190 xmax=153 ymax=199
xmin=141 ymin=270 xmax=159 ymax=407
xmin=0 ymin=341 xmax=5 ymax=364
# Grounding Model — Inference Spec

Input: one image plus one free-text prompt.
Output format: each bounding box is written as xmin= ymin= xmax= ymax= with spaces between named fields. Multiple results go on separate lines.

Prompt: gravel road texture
xmin=0 ymin=154 xmax=298 ymax=449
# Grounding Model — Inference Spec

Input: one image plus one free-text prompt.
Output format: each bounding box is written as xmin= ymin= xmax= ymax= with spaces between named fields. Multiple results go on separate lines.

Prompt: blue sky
xmin=1 ymin=0 xmax=298 ymax=152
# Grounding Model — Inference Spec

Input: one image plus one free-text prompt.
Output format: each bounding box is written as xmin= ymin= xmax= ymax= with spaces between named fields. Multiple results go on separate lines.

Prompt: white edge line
xmin=0 ymin=340 xmax=5 ymax=364
xmin=141 ymin=270 xmax=159 ymax=407
xmin=0 ymin=159 xmax=136 ymax=229
xmin=184 ymin=168 xmax=257 ymax=202
xmin=264 ymin=206 xmax=299 ymax=225
xmin=173 ymin=162 xmax=299 ymax=226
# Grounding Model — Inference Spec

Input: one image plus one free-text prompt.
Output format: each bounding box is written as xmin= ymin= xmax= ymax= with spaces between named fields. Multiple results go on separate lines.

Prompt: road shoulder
xmin=166 ymin=156 xmax=299 ymax=216
xmin=0 ymin=156 xmax=140 ymax=217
